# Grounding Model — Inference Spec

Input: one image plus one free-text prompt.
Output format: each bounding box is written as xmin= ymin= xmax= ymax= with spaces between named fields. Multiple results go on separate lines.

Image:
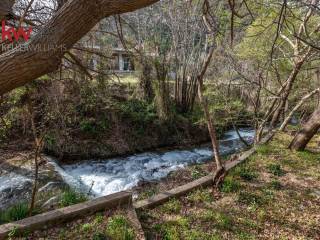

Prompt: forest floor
xmin=138 ymin=131 xmax=320 ymax=240
xmin=6 ymin=131 xmax=320 ymax=240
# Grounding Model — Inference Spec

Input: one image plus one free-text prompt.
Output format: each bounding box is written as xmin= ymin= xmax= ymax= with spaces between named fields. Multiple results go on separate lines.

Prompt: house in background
xmin=111 ymin=46 xmax=135 ymax=73
xmin=87 ymin=45 xmax=136 ymax=74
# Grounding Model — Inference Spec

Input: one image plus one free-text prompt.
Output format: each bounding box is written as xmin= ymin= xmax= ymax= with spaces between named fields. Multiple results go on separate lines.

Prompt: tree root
xmin=213 ymin=167 xmax=226 ymax=187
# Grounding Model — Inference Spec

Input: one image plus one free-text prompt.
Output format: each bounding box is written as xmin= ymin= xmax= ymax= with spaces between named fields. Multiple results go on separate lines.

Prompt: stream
xmin=51 ymin=128 xmax=255 ymax=197
xmin=0 ymin=128 xmax=255 ymax=208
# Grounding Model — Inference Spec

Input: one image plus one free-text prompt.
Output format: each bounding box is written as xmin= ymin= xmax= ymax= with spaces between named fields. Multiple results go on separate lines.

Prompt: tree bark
xmin=139 ymin=59 xmax=154 ymax=102
xmin=280 ymin=88 xmax=319 ymax=131
xmin=289 ymin=107 xmax=320 ymax=150
xmin=270 ymin=59 xmax=306 ymax=127
xmin=0 ymin=0 xmax=14 ymax=20
xmin=0 ymin=0 xmax=159 ymax=95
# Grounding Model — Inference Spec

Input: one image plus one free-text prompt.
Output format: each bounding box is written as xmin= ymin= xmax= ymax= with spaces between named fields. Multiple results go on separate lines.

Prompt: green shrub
xmin=220 ymin=176 xmax=241 ymax=193
xmin=118 ymin=99 xmax=157 ymax=124
xmin=59 ymin=189 xmax=87 ymax=207
xmin=0 ymin=203 xmax=29 ymax=223
xmin=106 ymin=215 xmax=134 ymax=240
xmin=80 ymin=119 xmax=98 ymax=134
xmin=267 ymin=164 xmax=285 ymax=176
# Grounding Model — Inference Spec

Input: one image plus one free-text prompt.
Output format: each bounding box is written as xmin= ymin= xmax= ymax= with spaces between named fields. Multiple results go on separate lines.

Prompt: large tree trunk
xmin=0 ymin=0 xmax=14 ymax=20
xmin=139 ymin=60 xmax=154 ymax=102
xmin=280 ymin=88 xmax=319 ymax=131
xmin=0 ymin=0 xmax=158 ymax=95
xmin=289 ymin=107 xmax=320 ymax=150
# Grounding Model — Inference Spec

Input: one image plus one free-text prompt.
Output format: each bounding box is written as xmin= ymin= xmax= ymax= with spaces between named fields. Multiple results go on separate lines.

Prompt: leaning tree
xmin=0 ymin=0 xmax=159 ymax=96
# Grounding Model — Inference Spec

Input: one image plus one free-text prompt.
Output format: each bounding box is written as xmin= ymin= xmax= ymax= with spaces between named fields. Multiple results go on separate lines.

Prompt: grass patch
xmin=93 ymin=232 xmax=108 ymax=240
xmin=191 ymin=165 xmax=206 ymax=179
xmin=237 ymin=191 xmax=263 ymax=206
xmin=138 ymin=187 xmax=158 ymax=200
xmin=256 ymin=144 xmax=271 ymax=155
xmin=106 ymin=215 xmax=135 ymax=240
xmin=296 ymin=150 xmax=320 ymax=163
xmin=267 ymin=164 xmax=285 ymax=176
xmin=237 ymin=231 xmax=256 ymax=240
xmin=236 ymin=166 xmax=258 ymax=181
xmin=59 ymin=189 xmax=88 ymax=207
xmin=268 ymin=180 xmax=282 ymax=190
xmin=0 ymin=202 xmax=30 ymax=224
xmin=220 ymin=176 xmax=241 ymax=193
xmin=161 ymin=198 xmax=182 ymax=214
xmin=187 ymin=188 xmax=213 ymax=203
xmin=198 ymin=210 xmax=233 ymax=230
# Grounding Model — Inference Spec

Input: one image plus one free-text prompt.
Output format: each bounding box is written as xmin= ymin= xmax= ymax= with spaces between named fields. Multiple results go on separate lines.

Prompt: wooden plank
xmin=133 ymin=175 xmax=213 ymax=209
xmin=127 ymin=207 xmax=146 ymax=240
xmin=0 ymin=191 xmax=132 ymax=240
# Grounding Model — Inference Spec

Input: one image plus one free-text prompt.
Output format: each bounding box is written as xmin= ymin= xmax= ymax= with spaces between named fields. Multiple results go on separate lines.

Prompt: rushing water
xmin=58 ymin=128 xmax=255 ymax=197
xmin=0 ymin=128 xmax=255 ymax=207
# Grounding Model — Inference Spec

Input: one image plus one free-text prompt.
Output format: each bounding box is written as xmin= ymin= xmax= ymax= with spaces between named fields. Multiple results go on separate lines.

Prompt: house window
xmin=123 ymin=56 xmax=130 ymax=71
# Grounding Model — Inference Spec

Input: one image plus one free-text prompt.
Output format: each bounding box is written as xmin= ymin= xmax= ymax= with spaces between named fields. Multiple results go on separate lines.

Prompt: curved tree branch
xmin=0 ymin=0 xmax=159 ymax=95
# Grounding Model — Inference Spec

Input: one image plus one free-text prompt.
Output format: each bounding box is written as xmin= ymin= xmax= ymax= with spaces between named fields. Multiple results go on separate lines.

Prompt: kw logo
xmin=1 ymin=20 xmax=32 ymax=42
